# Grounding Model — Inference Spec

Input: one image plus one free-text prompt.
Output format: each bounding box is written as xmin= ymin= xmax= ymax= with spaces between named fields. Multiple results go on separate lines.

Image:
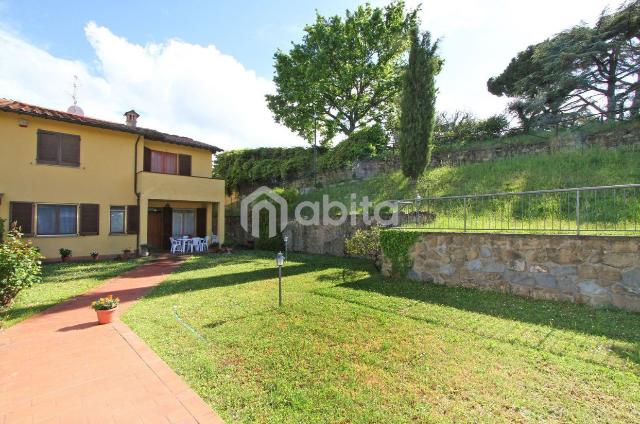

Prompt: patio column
xmin=206 ymin=202 xmax=213 ymax=238
xmin=138 ymin=195 xmax=148 ymax=248
xmin=217 ymin=201 xmax=225 ymax=245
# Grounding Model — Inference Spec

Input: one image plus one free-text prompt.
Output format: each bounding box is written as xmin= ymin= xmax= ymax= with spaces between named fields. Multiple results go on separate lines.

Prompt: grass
xmin=124 ymin=251 xmax=640 ymax=423
xmin=0 ymin=259 xmax=145 ymax=328
xmin=291 ymin=146 xmax=640 ymax=235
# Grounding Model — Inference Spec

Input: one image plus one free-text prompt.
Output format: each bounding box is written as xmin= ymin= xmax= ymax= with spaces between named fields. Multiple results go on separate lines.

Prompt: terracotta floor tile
xmin=0 ymin=258 xmax=224 ymax=424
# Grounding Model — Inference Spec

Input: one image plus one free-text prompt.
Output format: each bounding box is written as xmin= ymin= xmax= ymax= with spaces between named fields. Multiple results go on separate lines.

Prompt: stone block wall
xmin=383 ymin=233 xmax=640 ymax=312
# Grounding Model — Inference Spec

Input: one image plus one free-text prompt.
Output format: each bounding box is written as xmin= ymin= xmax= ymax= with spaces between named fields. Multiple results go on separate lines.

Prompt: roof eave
xmin=0 ymin=105 xmax=223 ymax=154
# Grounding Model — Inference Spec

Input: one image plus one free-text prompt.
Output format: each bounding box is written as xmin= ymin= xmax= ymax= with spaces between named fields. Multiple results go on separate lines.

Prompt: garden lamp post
xmin=276 ymin=251 xmax=285 ymax=307
xmin=283 ymin=235 xmax=288 ymax=260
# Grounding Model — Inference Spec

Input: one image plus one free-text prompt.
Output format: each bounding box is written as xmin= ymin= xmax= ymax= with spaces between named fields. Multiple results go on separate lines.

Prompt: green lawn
xmin=0 ymin=259 xmax=145 ymax=328
xmin=124 ymin=251 xmax=640 ymax=423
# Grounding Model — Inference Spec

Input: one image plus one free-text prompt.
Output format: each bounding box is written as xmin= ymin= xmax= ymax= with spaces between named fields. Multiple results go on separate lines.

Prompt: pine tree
xmin=399 ymin=28 xmax=441 ymax=180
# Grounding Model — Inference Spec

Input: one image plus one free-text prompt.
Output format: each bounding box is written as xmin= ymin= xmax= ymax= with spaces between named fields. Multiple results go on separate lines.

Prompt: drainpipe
xmin=133 ymin=136 xmax=141 ymax=253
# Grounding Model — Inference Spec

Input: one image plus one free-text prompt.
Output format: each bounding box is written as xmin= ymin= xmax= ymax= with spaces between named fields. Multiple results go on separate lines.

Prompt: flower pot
xmin=96 ymin=307 xmax=117 ymax=324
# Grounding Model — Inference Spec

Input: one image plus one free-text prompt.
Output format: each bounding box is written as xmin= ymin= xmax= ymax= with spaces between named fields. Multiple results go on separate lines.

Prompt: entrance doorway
xmin=147 ymin=209 xmax=164 ymax=249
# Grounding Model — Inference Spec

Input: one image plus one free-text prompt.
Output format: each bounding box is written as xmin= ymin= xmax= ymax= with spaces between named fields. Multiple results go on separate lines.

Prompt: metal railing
xmin=393 ymin=184 xmax=640 ymax=235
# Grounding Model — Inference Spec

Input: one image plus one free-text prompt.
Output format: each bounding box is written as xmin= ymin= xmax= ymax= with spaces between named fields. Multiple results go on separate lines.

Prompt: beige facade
xmin=0 ymin=107 xmax=225 ymax=259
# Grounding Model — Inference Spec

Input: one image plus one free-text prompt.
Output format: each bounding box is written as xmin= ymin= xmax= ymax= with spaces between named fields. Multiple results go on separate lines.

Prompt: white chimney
xmin=124 ymin=109 xmax=140 ymax=127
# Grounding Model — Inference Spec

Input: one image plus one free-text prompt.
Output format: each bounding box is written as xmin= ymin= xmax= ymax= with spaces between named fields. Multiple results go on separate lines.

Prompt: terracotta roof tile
xmin=0 ymin=98 xmax=222 ymax=153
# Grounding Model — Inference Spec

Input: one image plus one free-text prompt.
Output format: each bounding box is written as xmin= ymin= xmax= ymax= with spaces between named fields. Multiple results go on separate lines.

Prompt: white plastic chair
xmin=190 ymin=237 xmax=201 ymax=253
xmin=170 ymin=237 xmax=183 ymax=254
xmin=184 ymin=238 xmax=194 ymax=253
xmin=202 ymin=236 xmax=210 ymax=252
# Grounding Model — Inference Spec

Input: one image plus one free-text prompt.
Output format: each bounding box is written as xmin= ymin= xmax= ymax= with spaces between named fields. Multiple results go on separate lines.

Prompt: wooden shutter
xmin=143 ymin=147 xmax=152 ymax=172
xmin=37 ymin=131 xmax=60 ymax=164
xmin=163 ymin=152 xmax=178 ymax=174
xmin=79 ymin=204 xmax=99 ymax=235
xmin=178 ymin=154 xmax=192 ymax=176
xmin=60 ymin=134 xmax=80 ymax=166
xmin=162 ymin=206 xmax=173 ymax=250
xmin=9 ymin=202 xmax=34 ymax=236
xmin=196 ymin=208 xmax=207 ymax=237
xmin=127 ymin=205 xmax=139 ymax=234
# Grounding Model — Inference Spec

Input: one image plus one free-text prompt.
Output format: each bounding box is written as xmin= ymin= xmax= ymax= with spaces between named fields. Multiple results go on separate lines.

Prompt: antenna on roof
xmin=67 ymin=75 xmax=84 ymax=116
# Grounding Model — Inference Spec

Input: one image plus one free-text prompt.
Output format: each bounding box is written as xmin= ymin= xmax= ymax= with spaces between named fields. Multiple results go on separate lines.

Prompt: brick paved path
xmin=0 ymin=257 xmax=224 ymax=424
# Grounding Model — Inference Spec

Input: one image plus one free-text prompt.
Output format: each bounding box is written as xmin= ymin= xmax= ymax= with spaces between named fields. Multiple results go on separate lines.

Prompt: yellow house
xmin=0 ymin=98 xmax=225 ymax=259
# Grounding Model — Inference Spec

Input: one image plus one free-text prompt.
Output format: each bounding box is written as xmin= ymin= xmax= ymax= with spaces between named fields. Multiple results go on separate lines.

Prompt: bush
xmin=320 ymin=125 xmax=389 ymax=171
xmin=59 ymin=248 xmax=72 ymax=259
xmin=0 ymin=225 xmax=42 ymax=307
xmin=345 ymin=226 xmax=382 ymax=270
xmin=214 ymin=125 xmax=390 ymax=194
xmin=214 ymin=147 xmax=322 ymax=194
xmin=434 ymin=111 xmax=509 ymax=146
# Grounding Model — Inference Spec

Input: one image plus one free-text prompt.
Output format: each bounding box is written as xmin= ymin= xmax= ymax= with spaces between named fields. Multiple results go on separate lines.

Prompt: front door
xmin=147 ymin=209 xmax=164 ymax=249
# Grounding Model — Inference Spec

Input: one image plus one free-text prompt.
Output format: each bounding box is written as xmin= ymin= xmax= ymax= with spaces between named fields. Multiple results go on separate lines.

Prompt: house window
xmin=172 ymin=209 xmax=196 ymax=237
xmin=110 ymin=206 xmax=126 ymax=234
xmin=37 ymin=204 xmax=77 ymax=235
xmin=37 ymin=130 xmax=80 ymax=167
xmin=150 ymin=150 xmax=177 ymax=174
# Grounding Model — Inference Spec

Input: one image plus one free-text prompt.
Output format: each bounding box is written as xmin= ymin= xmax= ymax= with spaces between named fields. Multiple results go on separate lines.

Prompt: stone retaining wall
xmin=383 ymin=233 xmax=640 ymax=312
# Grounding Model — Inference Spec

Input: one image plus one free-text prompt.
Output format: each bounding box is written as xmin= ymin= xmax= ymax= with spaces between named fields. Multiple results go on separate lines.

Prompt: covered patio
xmin=137 ymin=171 xmax=225 ymax=252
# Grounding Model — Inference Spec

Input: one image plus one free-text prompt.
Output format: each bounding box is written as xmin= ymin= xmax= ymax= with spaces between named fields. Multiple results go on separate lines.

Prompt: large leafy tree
xmin=266 ymin=1 xmax=417 ymax=145
xmin=488 ymin=0 xmax=640 ymax=129
xmin=399 ymin=28 xmax=441 ymax=180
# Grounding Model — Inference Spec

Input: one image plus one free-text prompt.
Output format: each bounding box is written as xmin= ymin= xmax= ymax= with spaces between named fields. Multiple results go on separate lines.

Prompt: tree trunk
xmin=606 ymin=48 xmax=619 ymax=121
xmin=631 ymin=70 xmax=640 ymax=117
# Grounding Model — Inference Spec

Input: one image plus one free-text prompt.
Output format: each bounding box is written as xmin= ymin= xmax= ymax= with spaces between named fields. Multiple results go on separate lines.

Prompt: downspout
xmin=133 ymin=135 xmax=141 ymax=254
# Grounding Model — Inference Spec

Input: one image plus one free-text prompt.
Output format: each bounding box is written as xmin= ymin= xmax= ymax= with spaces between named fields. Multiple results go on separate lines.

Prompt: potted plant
xmin=90 ymin=250 xmax=99 ymax=261
xmin=59 ymin=248 xmax=72 ymax=262
xmin=91 ymin=294 xmax=120 ymax=324
xmin=139 ymin=244 xmax=150 ymax=257
xmin=122 ymin=248 xmax=132 ymax=260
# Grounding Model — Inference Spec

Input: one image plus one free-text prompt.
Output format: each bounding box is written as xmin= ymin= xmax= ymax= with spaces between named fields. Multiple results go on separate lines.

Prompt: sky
xmin=0 ymin=0 xmax=626 ymax=150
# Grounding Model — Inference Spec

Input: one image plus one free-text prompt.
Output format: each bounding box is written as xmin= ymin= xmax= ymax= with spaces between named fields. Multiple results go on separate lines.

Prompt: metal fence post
xmin=576 ymin=190 xmax=580 ymax=236
xmin=463 ymin=197 xmax=468 ymax=232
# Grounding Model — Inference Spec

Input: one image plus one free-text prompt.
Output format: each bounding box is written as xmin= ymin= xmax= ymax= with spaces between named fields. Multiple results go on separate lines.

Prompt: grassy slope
xmin=291 ymin=147 xmax=640 ymax=234
xmin=295 ymin=146 xmax=640 ymax=208
xmin=124 ymin=252 xmax=640 ymax=423
xmin=0 ymin=259 xmax=144 ymax=328
xmin=433 ymin=119 xmax=640 ymax=153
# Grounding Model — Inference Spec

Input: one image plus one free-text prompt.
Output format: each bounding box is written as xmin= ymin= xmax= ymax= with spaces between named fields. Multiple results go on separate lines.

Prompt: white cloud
xmin=0 ymin=21 xmax=304 ymax=150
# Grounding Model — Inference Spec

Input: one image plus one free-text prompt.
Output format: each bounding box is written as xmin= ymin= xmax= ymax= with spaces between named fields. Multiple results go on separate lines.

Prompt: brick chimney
xmin=124 ymin=110 xmax=140 ymax=127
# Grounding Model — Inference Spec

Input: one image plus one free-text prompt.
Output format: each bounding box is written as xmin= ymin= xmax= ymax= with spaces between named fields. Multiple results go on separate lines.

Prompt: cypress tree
xmin=399 ymin=28 xmax=441 ymax=180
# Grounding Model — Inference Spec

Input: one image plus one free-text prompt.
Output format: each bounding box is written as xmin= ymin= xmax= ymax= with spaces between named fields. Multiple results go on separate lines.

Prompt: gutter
xmin=133 ymin=135 xmax=141 ymax=253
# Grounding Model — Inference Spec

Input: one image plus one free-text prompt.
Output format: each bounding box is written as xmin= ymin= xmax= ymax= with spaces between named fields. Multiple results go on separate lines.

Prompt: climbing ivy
xmin=379 ymin=229 xmax=420 ymax=276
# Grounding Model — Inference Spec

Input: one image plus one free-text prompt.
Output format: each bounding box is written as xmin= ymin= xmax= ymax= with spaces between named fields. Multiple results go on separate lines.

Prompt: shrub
xmin=478 ymin=114 xmax=509 ymax=139
xmin=434 ymin=111 xmax=509 ymax=146
xmin=379 ymin=230 xmax=420 ymax=276
xmin=0 ymin=225 xmax=42 ymax=307
xmin=345 ymin=226 xmax=382 ymax=270
xmin=59 ymin=248 xmax=72 ymax=259
xmin=213 ymin=126 xmax=390 ymax=194
xmin=320 ymin=125 xmax=389 ymax=171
